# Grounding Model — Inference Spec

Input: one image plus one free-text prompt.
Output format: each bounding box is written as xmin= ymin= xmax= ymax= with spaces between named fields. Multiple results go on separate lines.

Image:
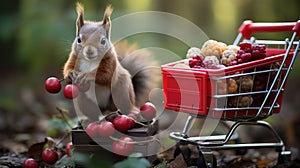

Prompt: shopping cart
xmin=161 ymin=20 xmax=300 ymax=167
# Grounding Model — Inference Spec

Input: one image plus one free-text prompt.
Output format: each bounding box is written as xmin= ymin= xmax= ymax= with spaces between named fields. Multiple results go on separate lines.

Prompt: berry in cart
xmin=229 ymin=42 xmax=266 ymax=65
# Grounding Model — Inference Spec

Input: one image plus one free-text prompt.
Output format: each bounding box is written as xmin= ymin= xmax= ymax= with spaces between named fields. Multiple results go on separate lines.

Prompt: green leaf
xmin=114 ymin=153 xmax=151 ymax=168
xmin=153 ymin=160 xmax=167 ymax=168
xmin=48 ymin=117 xmax=69 ymax=131
xmin=55 ymin=155 xmax=76 ymax=168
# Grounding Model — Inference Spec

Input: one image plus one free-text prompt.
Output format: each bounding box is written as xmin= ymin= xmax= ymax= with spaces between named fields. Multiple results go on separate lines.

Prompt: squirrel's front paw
xmin=66 ymin=71 xmax=78 ymax=84
xmin=74 ymin=72 xmax=90 ymax=88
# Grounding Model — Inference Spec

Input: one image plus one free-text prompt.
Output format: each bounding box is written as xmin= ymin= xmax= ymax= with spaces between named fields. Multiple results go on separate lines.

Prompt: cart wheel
xmin=277 ymin=151 xmax=291 ymax=164
xmin=197 ymin=150 xmax=216 ymax=168
xmin=173 ymin=145 xmax=181 ymax=158
xmin=197 ymin=153 xmax=207 ymax=168
xmin=234 ymin=139 xmax=248 ymax=155
xmin=173 ymin=141 xmax=191 ymax=161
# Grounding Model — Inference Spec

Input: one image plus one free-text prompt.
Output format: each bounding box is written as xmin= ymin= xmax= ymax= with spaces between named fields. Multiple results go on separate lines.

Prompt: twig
xmin=55 ymin=132 xmax=71 ymax=147
xmin=127 ymin=117 xmax=148 ymax=127
xmin=56 ymin=107 xmax=73 ymax=130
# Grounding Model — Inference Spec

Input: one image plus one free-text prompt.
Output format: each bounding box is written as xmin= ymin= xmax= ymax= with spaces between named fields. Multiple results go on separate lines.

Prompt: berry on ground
xmin=42 ymin=148 xmax=59 ymax=165
xmin=23 ymin=158 xmax=39 ymax=168
xmin=66 ymin=142 xmax=73 ymax=157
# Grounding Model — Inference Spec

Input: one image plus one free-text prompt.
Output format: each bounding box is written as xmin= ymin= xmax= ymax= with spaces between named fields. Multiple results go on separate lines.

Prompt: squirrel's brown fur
xmin=63 ymin=3 xmax=159 ymax=115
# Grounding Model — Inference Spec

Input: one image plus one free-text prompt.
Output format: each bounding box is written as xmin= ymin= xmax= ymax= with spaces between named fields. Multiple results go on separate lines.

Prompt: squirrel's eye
xmin=100 ymin=38 xmax=106 ymax=45
xmin=77 ymin=36 xmax=82 ymax=44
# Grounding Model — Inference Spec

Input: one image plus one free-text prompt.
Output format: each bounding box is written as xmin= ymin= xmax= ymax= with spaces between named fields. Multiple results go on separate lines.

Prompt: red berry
xmin=140 ymin=102 xmax=157 ymax=121
xmin=192 ymin=55 xmax=204 ymax=61
xmin=113 ymin=115 xmax=132 ymax=133
xmin=66 ymin=142 xmax=73 ymax=157
xmin=63 ymin=84 xmax=79 ymax=99
xmin=23 ymin=158 xmax=39 ymax=168
xmin=237 ymin=50 xmax=245 ymax=55
xmin=229 ymin=60 xmax=238 ymax=66
xmin=260 ymin=53 xmax=266 ymax=59
xmin=112 ymin=137 xmax=134 ymax=156
xmin=127 ymin=117 xmax=135 ymax=128
xmin=45 ymin=77 xmax=61 ymax=93
xmin=86 ymin=122 xmax=99 ymax=138
xmin=127 ymin=111 xmax=141 ymax=128
xmin=239 ymin=42 xmax=252 ymax=51
xmin=188 ymin=59 xmax=199 ymax=68
xmin=237 ymin=58 xmax=243 ymax=64
xmin=240 ymin=53 xmax=252 ymax=62
xmin=251 ymin=50 xmax=260 ymax=60
xmin=260 ymin=46 xmax=266 ymax=52
xmin=98 ymin=121 xmax=115 ymax=137
xmin=42 ymin=148 xmax=59 ymax=165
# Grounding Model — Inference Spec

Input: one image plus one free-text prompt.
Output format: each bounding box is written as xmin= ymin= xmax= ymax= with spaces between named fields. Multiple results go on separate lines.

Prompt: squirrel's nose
xmin=83 ymin=46 xmax=97 ymax=59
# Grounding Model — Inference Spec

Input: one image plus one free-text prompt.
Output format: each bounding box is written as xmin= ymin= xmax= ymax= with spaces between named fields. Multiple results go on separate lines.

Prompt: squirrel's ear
xmin=102 ymin=5 xmax=113 ymax=37
xmin=76 ymin=3 xmax=84 ymax=36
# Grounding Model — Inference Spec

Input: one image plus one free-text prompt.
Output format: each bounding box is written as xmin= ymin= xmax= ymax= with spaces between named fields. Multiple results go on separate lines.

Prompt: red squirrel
xmin=63 ymin=3 xmax=159 ymax=115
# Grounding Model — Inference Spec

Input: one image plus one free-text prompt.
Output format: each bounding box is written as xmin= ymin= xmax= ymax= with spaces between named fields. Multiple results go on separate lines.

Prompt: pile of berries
xmin=85 ymin=102 xmax=156 ymax=155
xmin=86 ymin=102 xmax=156 ymax=135
xmin=229 ymin=42 xmax=266 ymax=66
xmin=23 ymin=142 xmax=73 ymax=168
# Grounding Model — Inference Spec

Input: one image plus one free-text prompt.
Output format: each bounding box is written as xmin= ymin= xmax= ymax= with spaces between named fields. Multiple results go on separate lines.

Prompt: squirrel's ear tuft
xmin=76 ymin=2 xmax=84 ymax=36
xmin=102 ymin=5 xmax=113 ymax=37
xmin=103 ymin=5 xmax=113 ymax=25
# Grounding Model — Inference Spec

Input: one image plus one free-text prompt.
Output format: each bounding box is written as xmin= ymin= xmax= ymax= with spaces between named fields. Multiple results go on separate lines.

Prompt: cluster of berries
xmin=229 ymin=42 xmax=266 ymax=66
xmin=85 ymin=102 xmax=156 ymax=156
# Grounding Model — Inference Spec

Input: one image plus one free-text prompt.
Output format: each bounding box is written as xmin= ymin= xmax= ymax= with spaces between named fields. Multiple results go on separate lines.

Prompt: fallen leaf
xmin=226 ymin=157 xmax=257 ymax=168
xmin=167 ymin=154 xmax=187 ymax=168
xmin=27 ymin=138 xmax=48 ymax=160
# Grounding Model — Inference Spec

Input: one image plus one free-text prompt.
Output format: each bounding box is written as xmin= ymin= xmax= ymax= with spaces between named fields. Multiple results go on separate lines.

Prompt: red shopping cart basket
xmin=162 ymin=20 xmax=300 ymax=121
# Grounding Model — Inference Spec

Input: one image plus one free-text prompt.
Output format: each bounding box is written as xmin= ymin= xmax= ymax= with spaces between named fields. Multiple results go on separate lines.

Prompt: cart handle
xmin=239 ymin=20 xmax=300 ymax=39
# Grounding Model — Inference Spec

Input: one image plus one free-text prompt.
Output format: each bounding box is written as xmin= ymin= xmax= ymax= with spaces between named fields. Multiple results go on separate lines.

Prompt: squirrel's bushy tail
xmin=115 ymin=41 xmax=160 ymax=106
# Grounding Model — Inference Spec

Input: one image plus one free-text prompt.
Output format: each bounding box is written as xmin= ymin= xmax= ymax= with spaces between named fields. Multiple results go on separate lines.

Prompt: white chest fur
xmin=84 ymin=83 xmax=111 ymax=108
xmin=78 ymin=59 xmax=99 ymax=73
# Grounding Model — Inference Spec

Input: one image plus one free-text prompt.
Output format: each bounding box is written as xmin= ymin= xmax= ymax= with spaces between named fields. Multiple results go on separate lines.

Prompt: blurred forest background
xmin=0 ymin=0 xmax=300 ymax=158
